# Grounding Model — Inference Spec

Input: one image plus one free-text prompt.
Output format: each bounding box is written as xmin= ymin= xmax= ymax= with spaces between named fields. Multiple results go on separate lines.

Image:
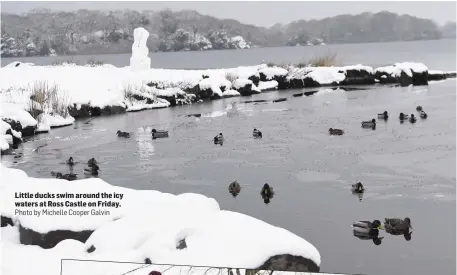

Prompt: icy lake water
xmin=2 ymin=80 xmax=456 ymax=275
xmin=1 ymin=39 xmax=456 ymax=275
xmin=2 ymin=39 xmax=456 ymax=70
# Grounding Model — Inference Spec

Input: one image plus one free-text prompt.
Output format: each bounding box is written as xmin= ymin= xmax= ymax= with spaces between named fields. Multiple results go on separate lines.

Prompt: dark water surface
xmin=2 ymin=39 xmax=456 ymax=70
xmin=2 ymin=80 xmax=456 ymax=275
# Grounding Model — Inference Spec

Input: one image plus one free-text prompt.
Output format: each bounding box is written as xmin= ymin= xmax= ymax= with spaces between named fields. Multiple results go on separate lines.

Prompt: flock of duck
xmin=337 ymin=107 xmax=424 ymax=245
xmin=50 ymin=157 xmax=100 ymax=181
xmin=54 ymin=105 xmax=417 ymax=245
xmin=352 ymin=218 xmax=413 ymax=245
xmin=329 ymin=105 xmax=428 ymax=135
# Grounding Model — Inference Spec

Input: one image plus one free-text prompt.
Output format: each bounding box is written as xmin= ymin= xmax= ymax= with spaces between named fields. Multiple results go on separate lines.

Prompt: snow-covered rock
xmin=375 ymin=62 xmax=429 ymax=86
xmin=198 ymin=77 xmax=232 ymax=99
xmin=0 ymin=103 xmax=37 ymax=136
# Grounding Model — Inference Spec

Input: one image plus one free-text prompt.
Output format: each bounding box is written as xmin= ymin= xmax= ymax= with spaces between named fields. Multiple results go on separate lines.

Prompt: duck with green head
xmin=352 ymin=220 xmax=384 ymax=233
xmin=151 ymin=129 xmax=169 ymax=139
xmin=361 ymin=119 xmax=376 ymax=128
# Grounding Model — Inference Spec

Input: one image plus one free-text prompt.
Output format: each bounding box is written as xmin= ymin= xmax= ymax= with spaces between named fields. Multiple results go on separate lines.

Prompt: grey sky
xmin=1 ymin=1 xmax=455 ymax=27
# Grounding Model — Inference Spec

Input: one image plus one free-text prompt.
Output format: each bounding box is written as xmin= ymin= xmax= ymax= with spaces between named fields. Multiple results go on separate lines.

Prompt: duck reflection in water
xmin=353 ymin=230 xmax=384 ymax=246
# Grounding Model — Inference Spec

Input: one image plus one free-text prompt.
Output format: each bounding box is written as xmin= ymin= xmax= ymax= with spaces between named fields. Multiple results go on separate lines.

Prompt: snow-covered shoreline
xmin=0 ymin=60 xmax=455 ymax=153
xmin=0 ymin=164 xmax=321 ymax=275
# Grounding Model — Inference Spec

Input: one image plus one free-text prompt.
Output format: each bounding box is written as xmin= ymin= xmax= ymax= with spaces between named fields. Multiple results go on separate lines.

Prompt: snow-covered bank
xmin=0 ymin=60 xmax=455 ymax=151
xmin=0 ymin=164 xmax=321 ymax=275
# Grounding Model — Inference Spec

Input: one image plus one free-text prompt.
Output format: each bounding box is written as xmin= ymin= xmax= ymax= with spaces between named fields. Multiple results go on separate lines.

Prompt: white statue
xmin=130 ymin=27 xmax=151 ymax=71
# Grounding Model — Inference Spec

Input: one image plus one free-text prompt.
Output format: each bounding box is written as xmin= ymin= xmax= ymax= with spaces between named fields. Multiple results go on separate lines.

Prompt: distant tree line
xmin=0 ymin=9 xmax=452 ymax=57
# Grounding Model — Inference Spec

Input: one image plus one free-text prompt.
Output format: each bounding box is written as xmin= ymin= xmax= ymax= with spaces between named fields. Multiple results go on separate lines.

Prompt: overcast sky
xmin=1 ymin=1 xmax=455 ymax=27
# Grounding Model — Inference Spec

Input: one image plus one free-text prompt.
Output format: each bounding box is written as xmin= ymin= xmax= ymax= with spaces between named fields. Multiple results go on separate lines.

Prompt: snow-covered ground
xmin=0 ymin=164 xmax=321 ymax=275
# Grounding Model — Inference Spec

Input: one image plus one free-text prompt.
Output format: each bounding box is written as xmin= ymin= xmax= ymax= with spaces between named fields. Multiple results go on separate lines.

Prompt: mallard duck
xmin=84 ymin=163 xmax=100 ymax=176
xmin=228 ymin=181 xmax=241 ymax=197
xmin=352 ymin=220 xmax=383 ymax=235
xmin=420 ymin=111 xmax=428 ymax=119
xmin=116 ymin=130 xmax=130 ymax=138
xmin=377 ymin=111 xmax=388 ymax=120
xmin=151 ymin=129 xmax=169 ymax=139
xmin=52 ymin=172 xmax=78 ymax=181
xmin=361 ymin=118 xmax=376 ymax=128
xmin=66 ymin=157 xmax=75 ymax=166
xmin=399 ymin=112 xmax=409 ymax=121
xmin=351 ymin=182 xmax=365 ymax=193
xmin=261 ymin=183 xmax=275 ymax=199
xmin=253 ymin=128 xmax=262 ymax=138
xmin=329 ymin=128 xmax=344 ymax=136
xmin=214 ymin=133 xmax=224 ymax=144
xmin=85 ymin=158 xmax=100 ymax=175
xmin=88 ymin=158 xmax=97 ymax=166
xmin=384 ymin=217 xmax=412 ymax=235
xmin=409 ymin=114 xmax=417 ymax=123
xmin=416 ymin=106 xmax=423 ymax=112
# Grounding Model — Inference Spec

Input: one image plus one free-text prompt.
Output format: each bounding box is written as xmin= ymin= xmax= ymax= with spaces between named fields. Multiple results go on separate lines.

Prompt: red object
xmin=149 ymin=271 xmax=162 ymax=275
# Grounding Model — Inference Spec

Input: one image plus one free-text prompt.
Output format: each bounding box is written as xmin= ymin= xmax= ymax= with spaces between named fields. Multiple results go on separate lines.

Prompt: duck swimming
xmin=51 ymin=172 xmax=78 ymax=181
xmin=214 ymin=133 xmax=224 ymax=144
xmin=261 ymin=183 xmax=275 ymax=199
xmin=352 ymin=220 xmax=384 ymax=235
xmin=409 ymin=114 xmax=417 ymax=123
xmin=116 ymin=130 xmax=130 ymax=138
xmin=151 ymin=129 xmax=169 ymax=139
xmin=361 ymin=118 xmax=376 ymax=128
xmin=87 ymin=158 xmax=97 ymax=166
xmin=66 ymin=157 xmax=75 ymax=166
xmin=84 ymin=163 xmax=100 ymax=176
xmin=329 ymin=128 xmax=344 ymax=136
xmin=228 ymin=181 xmax=241 ymax=197
xmin=351 ymin=182 xmax=365 ymax=193
xmin=420 ymin=110 xmax=428 ymax=119
xmin=384 ymin=217 xmax=412 ymax=235
xmin=377 ymin=111 xmax=388 ymax=120
xmin=85 ymin=158 xmax=100 ymax=176
xmin=416 ymin=106 xmax=423 ymax=112
xmin=399 ymin=112 xmax=409 ymax=121
xmin=253 ymin=128 xmax=262 ymax=139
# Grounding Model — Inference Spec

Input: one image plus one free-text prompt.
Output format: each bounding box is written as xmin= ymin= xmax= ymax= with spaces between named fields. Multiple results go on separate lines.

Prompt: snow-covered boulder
xmin=130 ymin=27 xmax=151 ymax=71
xmin=375 ymin=62 xmax=429 ymax=86
xmin=0 ymin=103 xmax=37 ymax=136
xmin=258 ymin=80 xmax=279 ymax=91
xmin=258 ymin=67 xmax=289 ymax=89
xmin=197 ymin=77 xmax=232 ymax=99
xmin=338 ymin=64 xmax=375 ymax=85
xmin=232 ymin=78 xmax=260 ymax=96
xmin=0 ymin=120 xmax=22 ymax=152
xmin=303 ymin=67 xmax=346 ymax=87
